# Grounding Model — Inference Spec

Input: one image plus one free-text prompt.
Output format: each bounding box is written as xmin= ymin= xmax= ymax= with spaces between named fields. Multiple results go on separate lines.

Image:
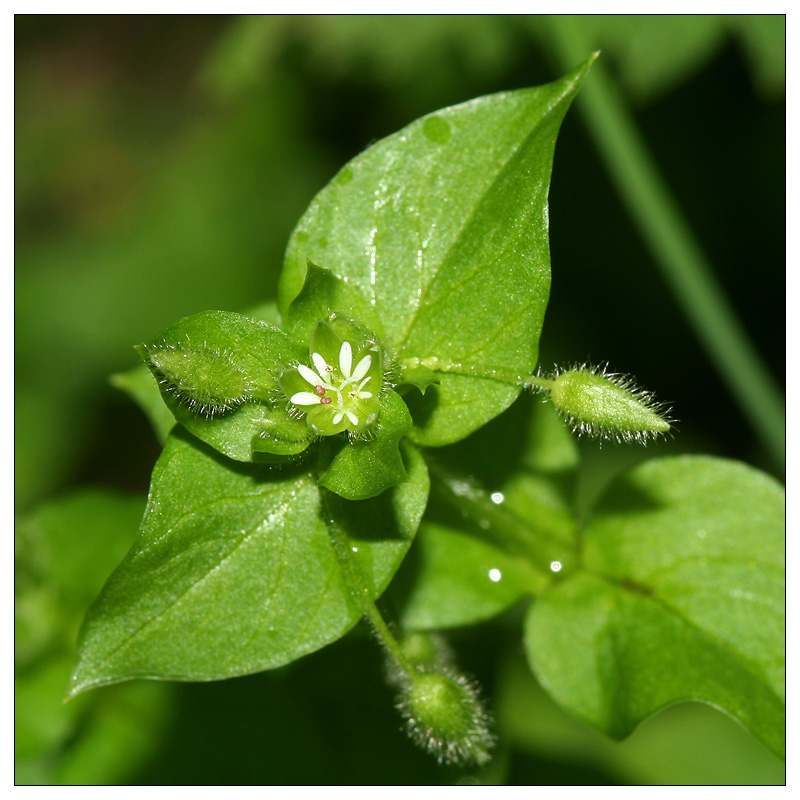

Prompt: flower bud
xmin=137 ymin=341 xmax=253 ymax=417
xmin=385 ymin=631 xmax=455 ymax=688
xmin=396 ymin=667 xmax=494 ymax=766
xmin=547 ymin=365 xmax=672 ymax=443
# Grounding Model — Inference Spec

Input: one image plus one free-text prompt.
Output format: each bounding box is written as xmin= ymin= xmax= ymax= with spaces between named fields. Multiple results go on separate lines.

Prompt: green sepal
xmin=285 ymin=261 xmax=385 ymax=344
xmin=250 ymin=414 xmax=316 ymax=458
xmin=319 ymin=390 xmax=413 ymax=500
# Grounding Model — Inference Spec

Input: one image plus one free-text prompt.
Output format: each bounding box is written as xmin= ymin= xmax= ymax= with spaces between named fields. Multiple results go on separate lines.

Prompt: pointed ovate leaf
xmin=69 ymin=429 xmax=429 ymax=695
xmin=140 ymin=311 xmax=312 ymax=460
xmin=280 ymin=57 xmax=596 ymax=446
xmin=285 ymin=261 xmax=386 ymax=344
xmin=525 ymin=456 xmax=785 ymax=757
xmin=319 ymin=390 xmax=413 ymax=500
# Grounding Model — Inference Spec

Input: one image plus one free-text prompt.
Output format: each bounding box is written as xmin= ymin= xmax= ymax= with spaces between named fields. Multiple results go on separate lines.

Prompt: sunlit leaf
xmin=69 ymin=430 xmax=428 ymax=694
xmin=280 ymin=57 xmax=595 ymax=446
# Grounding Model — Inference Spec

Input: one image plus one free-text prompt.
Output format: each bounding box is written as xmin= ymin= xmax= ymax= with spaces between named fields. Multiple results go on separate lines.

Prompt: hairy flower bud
xmin=547 ymin=364 xmax=672 ymax=444
xmin=396 ymin=667 xmax=494 ymax=766
xmin=137 ymin=341 xmax=255 ymax=417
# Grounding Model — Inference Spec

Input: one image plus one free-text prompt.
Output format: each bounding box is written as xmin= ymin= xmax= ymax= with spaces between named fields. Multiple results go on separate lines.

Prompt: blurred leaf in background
xmin=15 ymin=14 xmax=784 ymax=785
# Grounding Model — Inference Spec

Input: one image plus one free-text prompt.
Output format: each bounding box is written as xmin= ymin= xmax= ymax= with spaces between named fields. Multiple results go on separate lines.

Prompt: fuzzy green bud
xmin=396 ymin=667 xmax=494 ymax=766
xmin=385 ymin=631 xmax=455 ymax=688
xmin=547 ymin=365 xmax=672 ymax=444
xmin=137 ymin=341 xmax=255 ymax=417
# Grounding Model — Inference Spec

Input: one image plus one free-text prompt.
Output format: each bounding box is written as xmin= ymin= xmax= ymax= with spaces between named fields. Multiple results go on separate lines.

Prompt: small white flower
xmin=289 ymin=341 xmax=376 ymax=429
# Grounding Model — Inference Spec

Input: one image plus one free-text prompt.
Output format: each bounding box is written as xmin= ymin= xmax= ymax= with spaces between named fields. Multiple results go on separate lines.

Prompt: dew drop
xmin=488 ymin=568 xmax=502 ymax=583
xmin=422 ymin=115 xmax=452 ymax=144
xmin=490 ymin=492 xmax=504 ymax=505
xmin=550 ymin=561 xmax=562 ymax=573
xmin=352 ymin=546 xmax=359 ymax=553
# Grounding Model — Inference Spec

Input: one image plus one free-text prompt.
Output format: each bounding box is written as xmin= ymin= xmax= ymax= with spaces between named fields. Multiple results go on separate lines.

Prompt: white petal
xmin=339 ymin=341 xmax=353 ymax=378
xmin=351 ymin=353 xmax=372 ymax=381
xmin=358 ymin=391 xmax=373 ymax=399
xmin=332 ymin=412 xmax=344 ymax=425
xmin=297 ymin=364 xmax=322 ymax=386
xmin=345 ymin=410 xmax=359 ymax=426
xmin=312 ymin=352 xmax=329 ymax=377
xmin=357 ymin=376 xmax=372 ymax=390
xmin=290 ymin=392 xmax=321 ymax=406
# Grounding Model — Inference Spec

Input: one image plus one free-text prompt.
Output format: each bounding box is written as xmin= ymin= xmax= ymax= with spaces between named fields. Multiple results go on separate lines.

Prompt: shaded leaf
xmin=525 ymin=456 xmax=785 ymax=757
xmin=394 ymin=401 xmax=579 ymax=629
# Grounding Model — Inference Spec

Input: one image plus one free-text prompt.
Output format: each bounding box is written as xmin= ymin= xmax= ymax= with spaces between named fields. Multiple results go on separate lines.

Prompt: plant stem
xmin=321 ymin=490 xmax=417 ymax=678
xmin=401 ymin=356 xmax=554 ymax=390
xmin=546 ymin=15 xmax=785 ymax=471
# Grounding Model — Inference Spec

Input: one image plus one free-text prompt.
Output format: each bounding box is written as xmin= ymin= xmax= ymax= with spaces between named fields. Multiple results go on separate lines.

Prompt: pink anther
xmin=320 ymin=396 xmax=332 ymax=404
xmin=315 ymin=385 xmax=326 ymax=396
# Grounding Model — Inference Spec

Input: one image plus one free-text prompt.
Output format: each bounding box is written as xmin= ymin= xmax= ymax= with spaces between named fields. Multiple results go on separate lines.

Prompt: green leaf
xmin=15 ymin=489 xmax=147 ymax=664
xmin=525 ymin=456 xmax=785 ymax=757
xmin=140 ymin=310 xmax=312 ymax=460
xmin=14 ymin=490 xmax=170 ymax=786
xmin=396 ymin=521 xmax=539 ymax=630
xmin=576 ymin=15 xmax=725 ymax=102
xmin=393 ymin=400 xmax=579 ymax=630
xmin=69 ymin=429 xmax=429 ymax=694
xmin=319 ymin=389 xmax=413 ymax=500
xmin=280 ymin=58 xmax=595 ymax=446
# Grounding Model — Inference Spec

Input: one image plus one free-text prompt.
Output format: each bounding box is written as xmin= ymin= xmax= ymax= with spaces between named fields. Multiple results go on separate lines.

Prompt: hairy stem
xmin=401 ymin=356 xmax=554 ymax=390
xmin=320 ymin=489 xmax=417 ymax=678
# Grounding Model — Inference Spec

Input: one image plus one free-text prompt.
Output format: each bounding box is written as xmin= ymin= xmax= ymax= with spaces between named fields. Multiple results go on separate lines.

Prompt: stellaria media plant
xmin=69 ymin=55 xmax=785 ymax=770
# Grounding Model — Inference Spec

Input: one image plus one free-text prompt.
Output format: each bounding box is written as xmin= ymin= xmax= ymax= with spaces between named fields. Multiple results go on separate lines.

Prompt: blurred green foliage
xmin=15 ymin=15 xmax=784 ymax=785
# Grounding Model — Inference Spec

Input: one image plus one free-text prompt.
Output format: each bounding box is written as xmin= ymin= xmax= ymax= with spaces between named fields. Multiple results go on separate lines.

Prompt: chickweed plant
xmin=67 ymin=56 xmax=784 ymax=773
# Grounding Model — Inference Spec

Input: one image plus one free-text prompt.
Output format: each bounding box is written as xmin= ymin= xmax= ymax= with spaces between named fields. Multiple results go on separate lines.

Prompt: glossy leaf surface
xmin=69 ymin=429 xmax=429 ymax=695
xmin=280 ymin=58 xmax=595 ymax=446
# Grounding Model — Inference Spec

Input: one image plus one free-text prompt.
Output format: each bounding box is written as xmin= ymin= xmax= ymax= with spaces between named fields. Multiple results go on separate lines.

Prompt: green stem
xmin=401 ymin=356 xmax=554 ymax=390
xmin=320 ymin=490 xmax=417 ymax=678
xmin=546 ymin=15 xmax=785 ymax=470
